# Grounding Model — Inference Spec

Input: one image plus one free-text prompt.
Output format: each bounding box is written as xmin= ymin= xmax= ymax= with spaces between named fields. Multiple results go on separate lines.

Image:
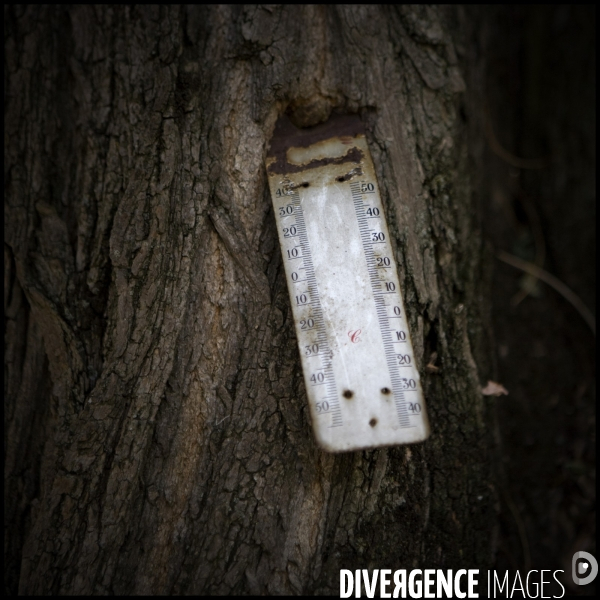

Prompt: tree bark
xmin=5 ymin=5 xmax=498 ymax=594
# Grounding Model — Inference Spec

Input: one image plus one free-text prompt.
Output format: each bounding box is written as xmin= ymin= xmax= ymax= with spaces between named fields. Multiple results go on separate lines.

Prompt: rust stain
xmin=267 ymin=114 xmax=366 ymax=175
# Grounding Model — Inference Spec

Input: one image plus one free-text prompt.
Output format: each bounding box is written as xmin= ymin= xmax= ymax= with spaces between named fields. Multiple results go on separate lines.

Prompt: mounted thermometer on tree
xmin=266 ymin=115 xmax=430 ymax=452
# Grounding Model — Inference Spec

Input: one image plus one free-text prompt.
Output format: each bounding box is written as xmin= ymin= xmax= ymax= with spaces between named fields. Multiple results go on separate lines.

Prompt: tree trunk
xmin=5 ymin=6 xmax=498 ymax=594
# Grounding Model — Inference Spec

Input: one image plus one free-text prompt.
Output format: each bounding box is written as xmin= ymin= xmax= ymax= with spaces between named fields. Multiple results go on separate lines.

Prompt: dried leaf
xmin=481 ymin=380 xmax=509 ymax=396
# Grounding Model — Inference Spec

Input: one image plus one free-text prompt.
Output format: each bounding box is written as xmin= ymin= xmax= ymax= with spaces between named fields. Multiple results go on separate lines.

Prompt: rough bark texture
xmin=5 ymin=6 xmax=498 ymax=594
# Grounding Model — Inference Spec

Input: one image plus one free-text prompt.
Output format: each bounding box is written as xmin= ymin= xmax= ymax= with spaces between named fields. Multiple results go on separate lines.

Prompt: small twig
xmin=497 ymin=251 xmax=596 ymax=336
xmin=501 ymin=486 xmax=532 ymax=573
xmin=484 ymin=107 xmax=547 ymax=169
xmin=426 ymin=351 xmax=439 ymax=373
xmin=510 ymin=190 xmax=547 ymax=306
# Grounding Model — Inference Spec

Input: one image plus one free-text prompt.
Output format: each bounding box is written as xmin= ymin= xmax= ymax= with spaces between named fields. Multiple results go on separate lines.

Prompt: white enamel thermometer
xmin=266 ymin=115 xmax=430 ymax=452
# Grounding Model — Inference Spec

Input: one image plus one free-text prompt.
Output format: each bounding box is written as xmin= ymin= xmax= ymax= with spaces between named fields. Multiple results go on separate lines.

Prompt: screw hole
xmin=336 ymin=176 xmax=345 ymax=182
xmin=369 ymin=418 xmax=378 ymax=427
xmin=301 ymin=182 xmax=309 ymax=188
xmin=343 ymin=390 xmax=354 ymax=399
xmin=381 ymin=387 xmax=391 ymax=395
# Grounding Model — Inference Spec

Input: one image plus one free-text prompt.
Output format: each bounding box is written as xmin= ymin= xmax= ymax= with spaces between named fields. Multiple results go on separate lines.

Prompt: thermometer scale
xmin=266 ymin=115 xmax=430 ymax=452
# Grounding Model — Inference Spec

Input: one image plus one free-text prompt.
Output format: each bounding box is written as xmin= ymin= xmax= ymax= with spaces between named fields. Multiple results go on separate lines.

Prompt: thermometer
xmin=266 ymin=115 xmax=430 ymax=452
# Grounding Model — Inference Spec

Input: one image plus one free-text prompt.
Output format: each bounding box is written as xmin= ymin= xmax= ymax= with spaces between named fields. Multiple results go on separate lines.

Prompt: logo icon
xmin=572 ymin=551 xmax=598 ymax=585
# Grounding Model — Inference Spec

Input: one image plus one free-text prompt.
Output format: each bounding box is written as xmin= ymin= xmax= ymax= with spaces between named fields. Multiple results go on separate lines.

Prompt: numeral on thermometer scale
xmin=276 ymin=188 xmax=343 ymax=428
xmin=350 ymin=180 xmax=413 ymax=427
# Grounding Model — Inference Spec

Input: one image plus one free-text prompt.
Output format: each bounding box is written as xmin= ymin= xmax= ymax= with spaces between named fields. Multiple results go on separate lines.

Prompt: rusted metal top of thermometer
xmin=266 ymin=114 xmax=430 ymax=452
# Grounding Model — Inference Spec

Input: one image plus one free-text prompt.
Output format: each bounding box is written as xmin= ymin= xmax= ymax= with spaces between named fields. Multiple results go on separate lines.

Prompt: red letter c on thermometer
xmin=348 ymin=329 xmax=362 ymax=343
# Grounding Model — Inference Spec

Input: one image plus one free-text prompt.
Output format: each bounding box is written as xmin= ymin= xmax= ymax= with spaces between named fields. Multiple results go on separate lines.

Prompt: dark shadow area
xmin=482 ymin=6 xmax=595 ymax=596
